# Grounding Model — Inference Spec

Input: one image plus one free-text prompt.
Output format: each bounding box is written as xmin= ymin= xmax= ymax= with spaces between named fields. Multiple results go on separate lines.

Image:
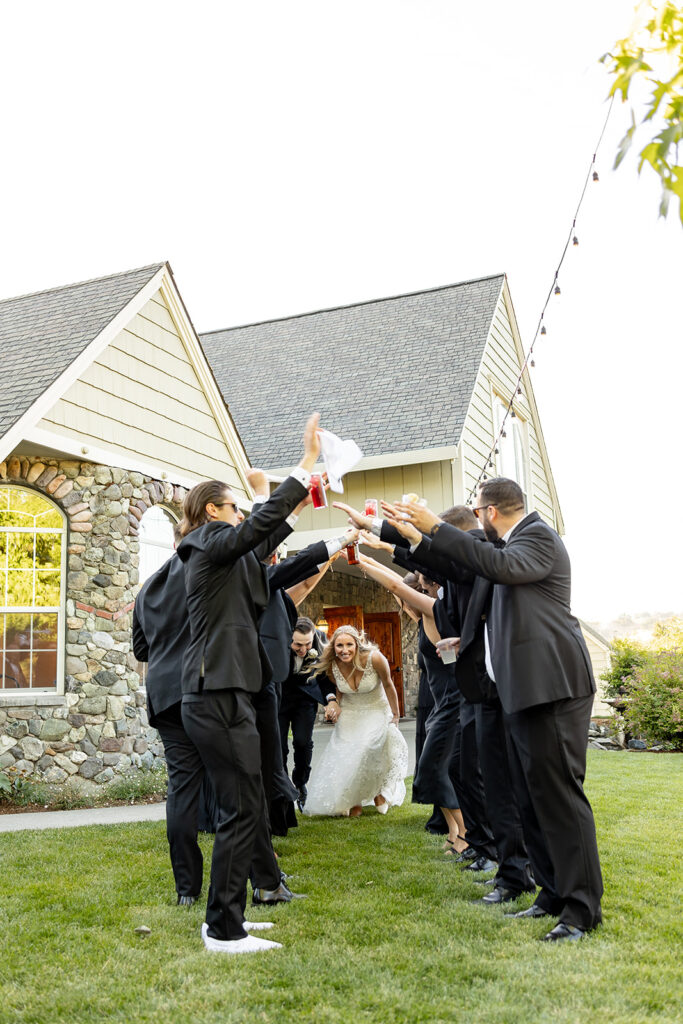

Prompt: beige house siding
xmin=35 ymin=292 xmax=249 ymax=500
xmin=581 ymin=626 xmax=613 ymax=717
xmin=458 ymin=291 xmax=557 ymax=528
xmin=289 ymin=459 xmax=454 ymax=544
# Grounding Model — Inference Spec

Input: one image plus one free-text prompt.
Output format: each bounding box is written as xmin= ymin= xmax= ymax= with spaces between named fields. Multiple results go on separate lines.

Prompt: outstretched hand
xmin=379 ymin=503 xmax=425 ymax=545
xmin=300 ymin=412 xmax=321 ymax=471
xmin=246 ymin=468 xmax=268 ymax=495
xmin=332 ymin=501 xmax=371 ymax=530
xmin=359 ymin=529 xmax=394 ymax=553
xmin=390 ymin=500 xmax=442 ymax=535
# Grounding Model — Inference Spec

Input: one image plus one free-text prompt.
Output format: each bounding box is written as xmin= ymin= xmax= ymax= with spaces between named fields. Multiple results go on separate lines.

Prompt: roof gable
xmin=0 ymin=264 xmax=164 ymax=446
xmin=200 ymin=275 xmax=504 ymax=469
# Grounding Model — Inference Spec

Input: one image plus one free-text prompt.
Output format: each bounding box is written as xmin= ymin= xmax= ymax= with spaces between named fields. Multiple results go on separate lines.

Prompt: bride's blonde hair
xmin=315 ymin=624 xmax=377 ymax=680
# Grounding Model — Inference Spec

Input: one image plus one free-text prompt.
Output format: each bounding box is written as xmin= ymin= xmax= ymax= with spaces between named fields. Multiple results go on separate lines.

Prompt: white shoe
xmin=243 ymin=921 xmax=274 ymax=932
xmin=376 ymin=801 xmax=389 ymax=814
xmin=201 ymin=922 xmax=282 ymax=954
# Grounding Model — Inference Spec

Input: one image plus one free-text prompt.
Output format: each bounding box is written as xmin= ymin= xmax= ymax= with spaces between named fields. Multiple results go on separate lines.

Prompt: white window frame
xmin=0 ymin=484 xmax=66 ymax=695
xmin=492 ymin=395 xmax=531 ymax=506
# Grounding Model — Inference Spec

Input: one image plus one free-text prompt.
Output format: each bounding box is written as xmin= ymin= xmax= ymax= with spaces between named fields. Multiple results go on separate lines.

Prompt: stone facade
xmin=0 ymin=455 xmax=186 ymax=793
xmin=299 ymin=571 xmax=420 ymax=714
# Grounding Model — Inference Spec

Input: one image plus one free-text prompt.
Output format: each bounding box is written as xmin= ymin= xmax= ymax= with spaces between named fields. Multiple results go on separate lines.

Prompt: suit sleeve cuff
xmin=369 ymin=517 xmax=383 ymax=537
xmin=289 ymin=467 xmax=311 ymax=488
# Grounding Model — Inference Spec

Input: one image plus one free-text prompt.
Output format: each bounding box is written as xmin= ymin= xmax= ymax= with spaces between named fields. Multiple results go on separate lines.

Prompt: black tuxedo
xmin=430 ymin=512 xmax=603 ymax=930
xmin=133 ymin=554 xmax=205 ymax=900
xmin=279 ymin=631 xmax=330 ymax=793
xmin=177 ymin=474 xmax=308 ymax=941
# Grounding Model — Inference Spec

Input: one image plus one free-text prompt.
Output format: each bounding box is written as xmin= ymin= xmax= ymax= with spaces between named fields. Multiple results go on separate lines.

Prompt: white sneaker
xmin=376 ymin=801 xmax=389 ymax=814
xmin=243 ymin=921 xmax=274 ymax=931
xmin=201 ymin=922 xmax=282 ymax=954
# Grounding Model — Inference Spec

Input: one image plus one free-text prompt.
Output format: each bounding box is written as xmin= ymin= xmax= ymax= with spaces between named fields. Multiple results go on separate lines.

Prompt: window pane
xmin=4 ymin=613 xmax=32 ymax=648
xmin=0 ymin=570 xmax=6 ymax=604
xmin=0 ymin=533 xmax=5 ymax=560
xmin=35 ymin=534 xmax=62 ymax=568
xmin=1 ymin=651 xmax=30 ymax=688
xmin=0 ymin=489 xmax=63 ymax=528
xmin=31 ymin=650 xmax=57 ymax=689
xmin=7 ymin=533 xmax=34 ymax=568
xmin=6 ymin=570 xmax=34 ymax=606
xmin=35 ymin=571 xmax=60 ymax=607
xmin=32 ymin=613 xmax=59 ymax=650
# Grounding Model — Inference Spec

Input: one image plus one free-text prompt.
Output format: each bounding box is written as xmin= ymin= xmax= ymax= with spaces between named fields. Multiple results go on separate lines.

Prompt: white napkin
xmin=318 ymin=429 xmax=363 ymax=492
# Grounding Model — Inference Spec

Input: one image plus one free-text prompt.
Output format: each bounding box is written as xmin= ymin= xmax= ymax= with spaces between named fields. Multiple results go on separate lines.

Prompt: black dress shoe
xmin=505 ymin=904 xmax=550 ymax=919
xmin=296 ymin=786 xmax=307 ymax=811
xmin=473 ymin=876 xmax=497 ymax=886
xmin=252 ymin=882 xmax=307 ymax=905
xmin=478 ymin=885 xmax=520 ymax=905
xmin=462 ymin=855 xmax=497 ymax=873
xmin=541 ymin=922 xmax=586 ymax=942
xmin=177 ymin=895 xmax=197 ymax=907
xmin=455 ymin=846 xmax=478 ymax=862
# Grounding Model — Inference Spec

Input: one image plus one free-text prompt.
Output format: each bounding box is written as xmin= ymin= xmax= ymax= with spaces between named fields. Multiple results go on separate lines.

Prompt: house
xmin=201 ymin=274 xmax=579 ymax=714
xmin=0 ymin=263 xmax=254 ymax=791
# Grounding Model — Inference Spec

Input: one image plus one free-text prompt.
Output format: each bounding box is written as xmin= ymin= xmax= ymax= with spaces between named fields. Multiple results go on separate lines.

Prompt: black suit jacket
xmin=260 ymin=540 xmax=330 ymax=684
xmin=177 ymin=475 xmax=308 ymax=694
xmin=429 ymin=512 xmax=595 ymax=714
xmin=132 ymin=554 xmax=189 ymax=725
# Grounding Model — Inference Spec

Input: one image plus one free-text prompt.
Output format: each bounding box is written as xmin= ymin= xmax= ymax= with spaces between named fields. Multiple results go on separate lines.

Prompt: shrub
xmin=102 ymin=762 xmax=168 ymax=803
xmin=619 ymin=650 xmax=683 ymax=750
xmin=600 ymin=638 xmax=649 ymax=700
xmin=0 ymin=766 xmax=50 ymax=807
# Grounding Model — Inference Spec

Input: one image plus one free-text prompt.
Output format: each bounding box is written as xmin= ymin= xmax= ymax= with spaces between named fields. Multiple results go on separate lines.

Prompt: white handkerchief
xmin=318 ymin=429 xmax=363 ymax=492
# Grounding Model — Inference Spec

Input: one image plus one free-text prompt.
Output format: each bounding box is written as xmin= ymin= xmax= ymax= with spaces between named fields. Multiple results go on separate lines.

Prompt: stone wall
xmin=299 ymin=570 xmax=420 ymax=714
xmin=0 ymin=455 xmax=186 ymax=793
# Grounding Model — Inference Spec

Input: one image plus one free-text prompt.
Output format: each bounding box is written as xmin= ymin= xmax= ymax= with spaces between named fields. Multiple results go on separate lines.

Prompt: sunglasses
xmin=471 ymin=504 xmax=494 ymax=519
xmin=214 ymin=501 xmax=240 ymax=513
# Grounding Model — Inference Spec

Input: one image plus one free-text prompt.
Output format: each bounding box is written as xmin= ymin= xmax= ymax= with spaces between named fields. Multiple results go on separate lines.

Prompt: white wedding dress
xmin=303 ymin=659 xmax=409 ymax=817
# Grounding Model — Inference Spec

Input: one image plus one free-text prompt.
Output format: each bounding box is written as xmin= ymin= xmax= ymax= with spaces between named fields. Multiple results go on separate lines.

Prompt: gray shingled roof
xmin=0 ymin=263 xmax=165 ymax=441
xmin=201 ymin=275 xmax=505 ymax=468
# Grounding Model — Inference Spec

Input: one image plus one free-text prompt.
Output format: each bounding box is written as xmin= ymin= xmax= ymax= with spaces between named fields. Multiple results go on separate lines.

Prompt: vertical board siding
xmin=459 ymin=296 xmax=556 ymax=526
xmin=294 ymin=461 xmax=454 ymax=533
xmin=36 ymin=290 xmax=249 ymax=497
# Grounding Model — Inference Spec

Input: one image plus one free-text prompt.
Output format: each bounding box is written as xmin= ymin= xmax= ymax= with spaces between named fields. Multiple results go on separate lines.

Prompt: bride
xmin=303 ymin=625 xmax=409 ymax=817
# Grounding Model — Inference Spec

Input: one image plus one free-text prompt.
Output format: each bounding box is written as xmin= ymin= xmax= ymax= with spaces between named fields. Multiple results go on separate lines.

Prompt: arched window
xmin=139 ymin=505 xmax=178 ymax=586
xmin=0 ymin=486 xmax=66 ymax=691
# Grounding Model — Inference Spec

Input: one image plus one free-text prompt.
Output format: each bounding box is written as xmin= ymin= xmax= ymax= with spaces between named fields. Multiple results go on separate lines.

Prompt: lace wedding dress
xmin=303 ymin=659 xmax=409 ymax=817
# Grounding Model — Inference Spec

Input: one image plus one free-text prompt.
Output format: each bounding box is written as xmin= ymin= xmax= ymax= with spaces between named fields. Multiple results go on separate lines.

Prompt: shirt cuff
xmin=252 ymin=493 xmax=268 ymax=505
xmin=369 ymin=516 xmax=383 ymax=537
xmin=409 ymin=541 xmax=420 ymax=553
xmin=286 ymin=512 xmax=299 ymax=527
xmin=289 ymin=467 xmax=312 ymax=488
xmin=325 ymin=537 xmax=343 ymax=558
xmin=326 ymin=693 xmax=337 ymax=702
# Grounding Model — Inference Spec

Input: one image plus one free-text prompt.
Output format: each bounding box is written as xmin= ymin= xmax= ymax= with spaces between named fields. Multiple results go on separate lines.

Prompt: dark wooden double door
xmin=322 ymin=605 xmax=404 ymax=716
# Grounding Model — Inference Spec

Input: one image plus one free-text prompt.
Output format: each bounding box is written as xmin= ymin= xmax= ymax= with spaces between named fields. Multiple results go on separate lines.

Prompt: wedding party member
xmin=176 ymin=412 xmax=321 ymax=955
xmin=132 ymin=535 xmax=204 ymax=907
xmin=356 ymin=554 xmax=467 ymax=852
xmin=303 ymin=625 xmax=408 ymax=817
xmin=278 ymin=617 xmax=337 ymax=812
xmin=393 ymin=479 xmax=603 ymax=942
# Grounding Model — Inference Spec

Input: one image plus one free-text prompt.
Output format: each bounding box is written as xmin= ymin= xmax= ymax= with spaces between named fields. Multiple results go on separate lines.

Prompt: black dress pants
xmin=154 ymin=703 xmax=204 ymax=899
xmin=456 ymin=697 xmax=497 ymax=860
xmin=182 ymin=687 xmax=279 ymax=941
xmin=278 ymin=693 xmax=318 ymax=790
xmin=504 ymin=695 xmax=603 ymax=930
xmin=474 ymin=697 xmax=535 ymax=893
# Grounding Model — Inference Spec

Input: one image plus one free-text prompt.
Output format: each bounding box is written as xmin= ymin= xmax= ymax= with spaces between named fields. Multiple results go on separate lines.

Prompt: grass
xmin=0 ymin=751 xmax=681 ymax=1024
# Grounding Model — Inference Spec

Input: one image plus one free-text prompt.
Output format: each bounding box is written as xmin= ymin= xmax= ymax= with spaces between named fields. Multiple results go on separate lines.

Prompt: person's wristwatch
xmin=429 ymin=522 xmax=442 ymax=537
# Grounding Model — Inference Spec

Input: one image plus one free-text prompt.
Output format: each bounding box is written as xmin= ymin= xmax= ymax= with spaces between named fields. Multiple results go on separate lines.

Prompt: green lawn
xmin=1 ymin=752 xmax=681 ymax=1024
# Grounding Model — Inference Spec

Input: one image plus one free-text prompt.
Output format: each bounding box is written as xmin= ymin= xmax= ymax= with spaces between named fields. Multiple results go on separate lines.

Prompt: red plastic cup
xmin=364 ymin=498 xmax=379 ymax=517
xmin=310 ymin=474 xmax=327 ymax=509
xmin=346 ymin=541 xmax=360 ymax=565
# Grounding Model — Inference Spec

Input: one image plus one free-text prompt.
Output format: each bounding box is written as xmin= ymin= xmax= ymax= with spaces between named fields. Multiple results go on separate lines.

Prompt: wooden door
xmin=322 ymin=605 xmax=365 ymax=638
xmin=365 ymin=611 xmax=404 ymax=716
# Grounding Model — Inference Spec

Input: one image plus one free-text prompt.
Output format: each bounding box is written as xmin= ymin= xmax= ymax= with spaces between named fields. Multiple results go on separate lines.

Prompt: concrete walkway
xmin=0 ymin=719 xmax=417 ymax=833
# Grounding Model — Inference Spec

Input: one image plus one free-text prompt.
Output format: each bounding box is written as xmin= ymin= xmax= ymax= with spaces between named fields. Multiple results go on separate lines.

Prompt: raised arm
xmin=359 ymin=553 xmax=436 ymax=617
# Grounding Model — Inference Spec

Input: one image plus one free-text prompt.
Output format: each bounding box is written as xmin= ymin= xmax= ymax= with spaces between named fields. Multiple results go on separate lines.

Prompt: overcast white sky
xmin=1 ymin=1 xmax=681 ymax=621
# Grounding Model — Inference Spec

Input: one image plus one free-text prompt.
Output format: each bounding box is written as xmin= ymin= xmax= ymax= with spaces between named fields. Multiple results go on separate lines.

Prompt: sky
xmin=1 ymin=0 xmax=681 ymax=621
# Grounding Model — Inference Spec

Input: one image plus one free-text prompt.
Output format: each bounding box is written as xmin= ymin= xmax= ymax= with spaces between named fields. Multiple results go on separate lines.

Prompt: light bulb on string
xmin=530 ymin=358 xmax=535 ymax=367
xmin=541 ymin=325 xmax=547 ymax=336
xmin=592 ymin=170 xmax=599 ymax=182
xmin=573 ymin=235 xmax=579 ymax=246
xmin=554 ymin=284 xmax=561 ymax=296
xmin=517 ymin=385 xmax=522 ymax=395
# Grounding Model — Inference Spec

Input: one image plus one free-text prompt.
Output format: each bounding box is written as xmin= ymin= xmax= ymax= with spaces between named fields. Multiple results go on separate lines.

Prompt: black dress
xmin=411 ymin=622 xmax=461 ymax=808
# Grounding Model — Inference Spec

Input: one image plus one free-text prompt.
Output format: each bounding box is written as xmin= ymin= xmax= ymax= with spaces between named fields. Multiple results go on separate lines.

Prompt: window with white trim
xmin=493 ymin=397 xmax=529 ymax=504
xmin=0 ymin=486 xmax=66 ymax=691
xmin=139 ymin=505 xmax=178 ymax=586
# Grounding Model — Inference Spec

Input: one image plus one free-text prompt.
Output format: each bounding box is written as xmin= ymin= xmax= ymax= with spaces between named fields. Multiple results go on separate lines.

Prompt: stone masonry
xmin=0 ymin=455 xmax=186 ymax=794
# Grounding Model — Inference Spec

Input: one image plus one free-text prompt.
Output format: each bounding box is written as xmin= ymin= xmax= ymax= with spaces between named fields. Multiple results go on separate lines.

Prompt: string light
xmin=467 ymin=97 xmax=614 ymax=503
